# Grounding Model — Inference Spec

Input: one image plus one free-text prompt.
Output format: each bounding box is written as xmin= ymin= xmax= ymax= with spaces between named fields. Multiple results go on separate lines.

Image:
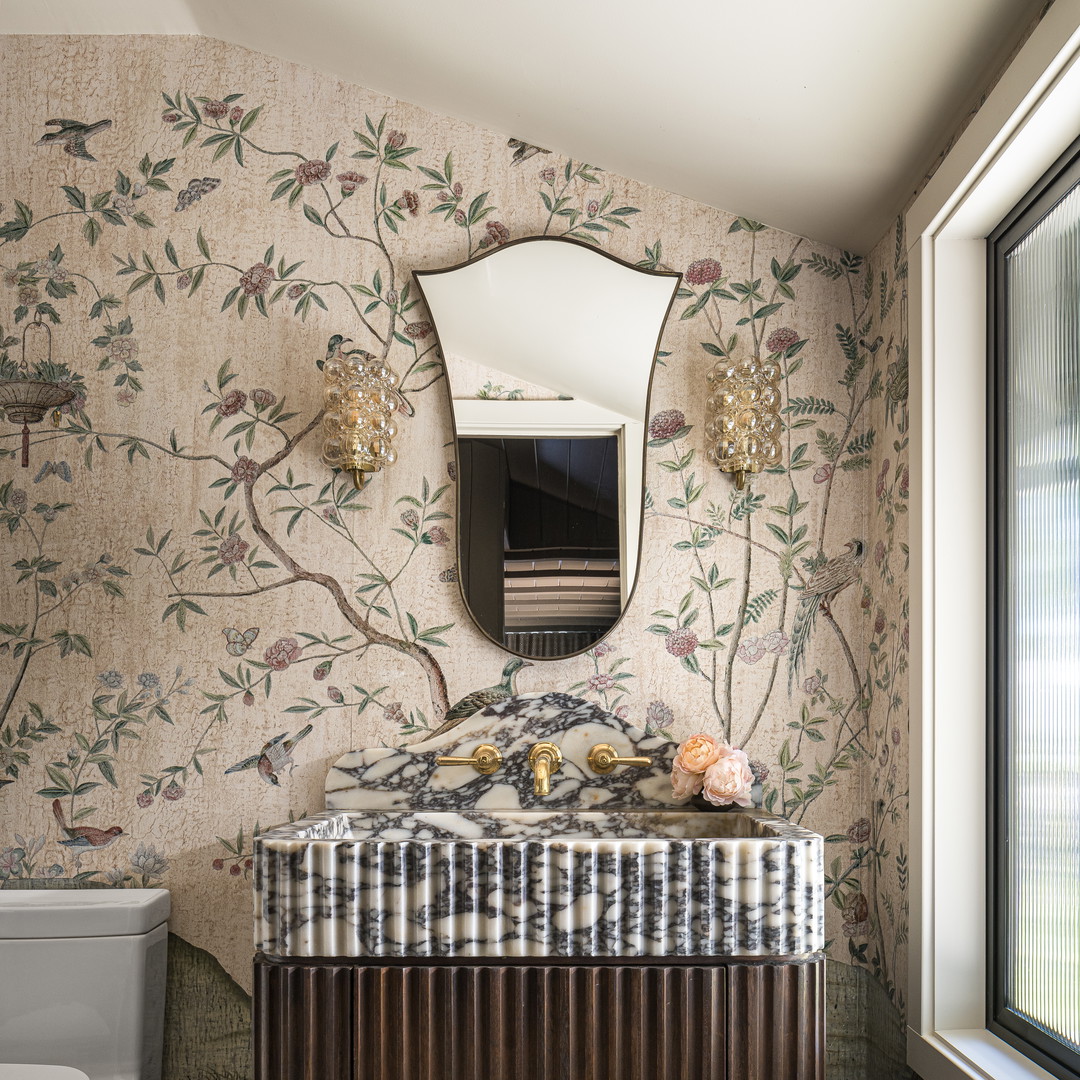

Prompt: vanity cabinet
xmin=253 ymin=954 xmax=825 ymax=1080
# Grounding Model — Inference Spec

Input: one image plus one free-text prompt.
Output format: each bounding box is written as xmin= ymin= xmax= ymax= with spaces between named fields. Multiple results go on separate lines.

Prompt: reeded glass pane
xmin=1004 ymin=179 xmax=1080 ymax=1055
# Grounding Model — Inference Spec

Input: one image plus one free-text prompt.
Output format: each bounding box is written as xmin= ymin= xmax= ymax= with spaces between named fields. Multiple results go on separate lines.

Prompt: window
xmin=988 ymin=136 xmax=1080 ymax=1080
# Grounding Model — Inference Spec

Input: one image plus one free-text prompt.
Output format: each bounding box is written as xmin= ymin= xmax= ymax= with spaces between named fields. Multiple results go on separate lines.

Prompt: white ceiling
xmin=0 ymin=0 xmax=1050 ymax=251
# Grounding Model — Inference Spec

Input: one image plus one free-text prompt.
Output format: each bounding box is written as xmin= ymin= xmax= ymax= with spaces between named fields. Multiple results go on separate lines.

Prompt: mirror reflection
xmin=415 ymin=237 xmax=680 ymax=659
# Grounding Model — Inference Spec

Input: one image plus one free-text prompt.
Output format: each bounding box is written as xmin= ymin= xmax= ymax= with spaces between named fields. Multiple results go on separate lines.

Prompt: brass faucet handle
xmin=527 ymin=741 xmax=563 ymax=796
xmin=435 ymin=743 xmax=503 ymax=775
xmin=587 ymin=743 xmax=654 ymax=775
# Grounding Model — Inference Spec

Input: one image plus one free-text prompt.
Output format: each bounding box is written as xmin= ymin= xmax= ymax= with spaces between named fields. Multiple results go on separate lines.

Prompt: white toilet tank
xmin=0 ymin=890 xmax=170 ymax=1080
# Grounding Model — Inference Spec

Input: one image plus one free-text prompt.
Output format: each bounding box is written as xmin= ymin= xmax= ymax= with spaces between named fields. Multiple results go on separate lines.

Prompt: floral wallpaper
xmin=0 ymin=35 xmax=909 ymax=1078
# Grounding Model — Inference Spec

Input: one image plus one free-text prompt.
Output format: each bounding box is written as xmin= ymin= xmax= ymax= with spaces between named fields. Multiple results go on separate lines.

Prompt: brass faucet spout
xmin=528 ymin=741 xmax=562 ymax=797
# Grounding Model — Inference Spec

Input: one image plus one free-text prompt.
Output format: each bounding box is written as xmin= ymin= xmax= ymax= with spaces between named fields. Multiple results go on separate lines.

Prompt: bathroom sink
xmin=254 ymin=806 xmax=823 ymax=960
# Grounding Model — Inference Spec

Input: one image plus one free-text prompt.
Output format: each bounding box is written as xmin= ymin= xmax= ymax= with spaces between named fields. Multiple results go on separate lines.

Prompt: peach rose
xmin=671 ymin=760 xmax=703 ymax=801
xmin=701 ymin=746 xmax=754 ymax=807
xmin=674 ymin=733 xmax=723 ymax=774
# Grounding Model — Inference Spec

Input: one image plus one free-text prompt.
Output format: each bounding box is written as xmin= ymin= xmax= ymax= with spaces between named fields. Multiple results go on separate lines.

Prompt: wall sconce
xmin=320 ymin=350 xmax=401 ymax=489
xmin=0 ymin=321 xmax=75 ymax=468
xmin=704 ymin=356 xmax=783 ymax=488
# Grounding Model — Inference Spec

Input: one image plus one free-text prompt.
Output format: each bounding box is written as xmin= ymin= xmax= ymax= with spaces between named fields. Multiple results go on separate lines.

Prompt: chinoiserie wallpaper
xmin=0 ymin=35 xmax=910 ymax=1078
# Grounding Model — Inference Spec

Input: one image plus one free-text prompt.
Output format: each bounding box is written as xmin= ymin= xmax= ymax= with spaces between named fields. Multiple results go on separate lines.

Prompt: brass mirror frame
xmin=413 ymin=235 xmax=682 ymax=662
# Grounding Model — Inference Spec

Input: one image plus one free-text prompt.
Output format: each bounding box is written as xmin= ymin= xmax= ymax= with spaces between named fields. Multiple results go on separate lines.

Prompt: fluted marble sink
xmin=254 ymin=804 xmax=822 ymax=960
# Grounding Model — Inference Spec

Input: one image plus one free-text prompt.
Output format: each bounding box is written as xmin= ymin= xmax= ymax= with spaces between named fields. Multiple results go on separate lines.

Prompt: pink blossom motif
xmin=242 ymin=691 xmax=255 ymax=706
xmin=162 ymin=781 xmax=185 ymax=801
xmin=286 ymin=283 xmax=305 ymax=300
xmin=587 ymin=673 xmax=616 ymax=691
xmin=383 ymin=701 xmax=406 ymax=724
xmin=649 ymin=409 xmax=686 ymax=440
xmin=136 ymin=791 xmax=153 ymax=808
xmin=428 ymin=526 xmax=450 ymax=547
xmin=452 ymin=182 xmax=463 ymax=196
xmin=229 ymin=106 xmax=244 ymax=124
xmin=589 ymin=641 xmax=614 ymax=658
xmin=860 ymin=587 xmax=872 ymax=610
xmin=645 ymin=700 xmax=674 ymax=731
xmin=404 ymin=321 xmax=433 ymax=339
xmin=803 ymin=675 xmax=821 ymax=695
xmin=685 ymin=258 xmax=723 ymax=286
xmin=453 ymin=209 xmax=467 ymax=226
xmin=116 ymin=389 xmax=136 ymax=407
xmin=814 ymin=464 xmax=833 ymax=484
xmin=763 ymin=629 xmax=789 ymax=655
xmin=231 ymin=456 xmax=259 ymax=484
xmin=162 ymin=111 xmax=181 ymax=124
xmin=312 ymin=660 xmax=332 ymax=681
xmin=264 ymin=637 xmax=302 ymax=671
xmin=386 ymin=289 xmax=399 ymax=306
xmin=899 ymin=467 xmax=909 ymax=499
xmin=765 ymin=327 xmax=800 ymax=355
xmin=447 ymin=461 xmax=457 ymax=481
xmin=0 ymin=848 xmax=23 ymax=875
xmin=400 ymin=509 xmax=420 ymax=529
xmin=479 ymin=220 xmax=510 ymax=248
xmin=3 ymin=269 xmax=20 ymax=287
xmin=701 ymin=746 xmax=754 ymax=807
xmin=218 ymin=534 xmax=249 ymax=565
xmin=176 ymin=273 xmax=192 ymax=290
xmin=397 ymin=190 xmax=420 ymax=215
xmin=336 ymin=171 xmax=368 ymax=192
xmin=673 ymin=733 xmax=723 ymax=774
xmin=892 ymin=727 xmax=902 ymax=745
xmin=17 ymin=284 xmax=40 ymax=306
xmin=539 ymin=167 xmax=556 ymax=183
xmin=9 ymin=489 xmax=27 ymax=515
xmin=842 ymin=893 xmax=870 ymax=937
xmin=251 ymin=388 xmax=276 ymax=408
xmin=749 ymin=759 xmax=769 ymax=784
xmin=202 ymin=101 xmax=229 ymax=120
xmin=847 ymin=818 xmax=871 ymax=844
xmin=112 ymin=195 xmax=136 ymax=217
xmin=614 ymin=705 xmax=629 ymax=720
xmin=438 ymin=566 xmax=458 ymax=583
xmin=874 ymin=540 xmax=886 ymax=566
xmin=294 ymin=159 xmax=332 ymax=186
xmin=874 ymin=609 xmax=886 ymax=635
xmin=586 ymin=199 xmax=600 ymax=216
xmin=385 ymin=130 xmax=407 ymax=150
xmin=671 ymin=760 xmax=703 ymax=801
xmin=665 ymin=627 xmax=698 ymax=657
xmin=736 ymin=637 xmax=766 ymax=664
xmin=876 ymin=459 xmax=891 ymax=500
xmin=322 ymin=507 xmax=340 ymax=525
xmin=239 ymin=263 xmax=274 ymax=297
xmin=109 ymin=336 xmax=139 ymax=363
xmin=218 ymin=389 xmax=247 ymax=417
xmin=327 ymin=686 xmax=344 ymax=704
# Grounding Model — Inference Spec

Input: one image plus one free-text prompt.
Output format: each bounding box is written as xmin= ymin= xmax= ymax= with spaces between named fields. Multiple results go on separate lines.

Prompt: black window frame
xmin=987 ymin=131 xmax=1080 ymax=1080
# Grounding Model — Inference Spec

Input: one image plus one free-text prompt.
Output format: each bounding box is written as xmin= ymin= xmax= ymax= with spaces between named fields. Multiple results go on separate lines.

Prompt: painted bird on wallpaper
xmin=35 ymin=118 xmax=113 ymax=161
xmin=507 ymin=137 xmax=551 ymax=165
xmin=224 ymin=725 xmax=313 ymax=786
xmin=52 ymin=799 xmax=124 ymax=867
xmin=427 ymin=658 xmax=533 ymax=738
xmin=788 ymin=539 xmax=867 ymax=691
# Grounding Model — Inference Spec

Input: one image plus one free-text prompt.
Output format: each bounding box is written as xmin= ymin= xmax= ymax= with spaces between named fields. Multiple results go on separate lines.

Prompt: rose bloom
xmin=294 ymin=159 xmax=331 ymax=186
xmin=231 ymin=456 xmax=259 ymax=484
xmin=264 ymin=637 xmax=302 ymax=671
xmin=286 ymin=283 xmax=305 ymax=300
xmin=176 ymin=273 xmax=192 ymax=290
xmin=736 ymin=637 xmax=766 ymax=665
xmin=218 ymin=534 xmax=249 ymax=565
xmin=202 ymin=101 xmax=228 ymax=120
xmin=428 ymin=526 xmax=450 ymax=546
xmin=229 ymin=106 xmax=244 ymax=123
xmin=673 ymin=733 xmax=723 ymax=774
xmin=162 ymin=111 xmax=181 ymax=124
xmin=671 ymin=760 xmax=703 ymax=801
xmin=397 ymin=190 xmax=419 ymax=215
xmin=701 ymin=746 xmax=754 ymax=807
xmin=385 ymin=129 xmax=406 ymax=150
xmin=218 ymin=389 xmax=247 ymax=416
xmin=251 ymin=387 xmax=276 ymax=407
xmin=336 ymin=171 xmax=368 ymax=192
xmin=453 ymin=209 xmax=467 ymax=226
xmin=239 ymin=263 xmax=274 ymax=297
xmin=404 ymin=321 xmax=433 ymax=339
xmin=587 ymin=673 xmax=615 ymax=691
xmin=539 ymin=167 xmax=556 ymax=183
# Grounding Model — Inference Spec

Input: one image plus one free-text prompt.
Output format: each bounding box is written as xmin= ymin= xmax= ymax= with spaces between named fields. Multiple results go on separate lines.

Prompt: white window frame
xmin=908 ymin=3 xmax=1080 ymax=1078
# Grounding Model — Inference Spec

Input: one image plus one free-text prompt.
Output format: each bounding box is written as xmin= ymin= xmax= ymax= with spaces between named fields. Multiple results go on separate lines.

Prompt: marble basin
xmin=254 ymin=807 xmax=823 ymax=960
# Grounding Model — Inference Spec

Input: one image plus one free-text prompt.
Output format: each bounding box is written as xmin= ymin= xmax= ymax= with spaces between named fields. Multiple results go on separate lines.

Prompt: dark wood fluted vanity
xmin=254 ymin=953 xmax=825 ymax=1080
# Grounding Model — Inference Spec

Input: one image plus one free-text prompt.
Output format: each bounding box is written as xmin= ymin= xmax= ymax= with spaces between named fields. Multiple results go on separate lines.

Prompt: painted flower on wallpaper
xmin=589 ymin=642 xmax=614 ymax=658
xmin=648 ymin=408 xmax=685 ymax=441
xmin=162 ymin=781 xmax=184 ymax=801
xmin=400 ymin=508 xmax=419 ymax=529
xmin=814 ymin=463 xmax=833 ymax=484
xmin=383 ymin=701 xmax=406 ymax=725
xmin=478 ymin=220 xmax=510 ymax=248
xmin=136 ymin=791 xmax=153 ymax=808
xmin=294 ymin=159 xmax=331 ymax=186
xmin=876 ymin=459 xmax=890 ymax=500
xmin=665 ymin=627 xmax=697 ymax=657
xmin=231 ymin=456 xmax=259 ymax=484
xmin=336 ymin=171 xmax=367 ymax=192
xmin=202 ymin=101 xmax=228 ymax=119
xmin=765 ymin=326 xmax=800 ymax=354
xmin=327 ymin=686 xmax=344 ymax=704
xmin=685 ymin=258 xmax=722 ymax=285
xmin=218 ymin=534 xmax=249 ymax=565
xmin=251 ymin=387 xmax=276 ymax=407
xmin=228 ymin=106 xmax=244 ymax=124
xmin=130 ymin=842 xmax=168 ymax=879
xmin=397 ymin=190 xmax=419 ymax=215
xmin=438 ymin=566 xmax=457 ymax=582
xmin=404 ymin=321 xmax=432 ymax=340
xmin=97 ymin=670 xmax=124 ymax=689
xmin=217 ymin=389 xmax=247 ymax=416
xmin=736 ymin=637 xmax=766 ymax=664
xmin=427 ymin=526 xmax=449 ymax=547
xmin=263 ymin=637 xmax=302 ymax=671
xmin=842 ymin=892 xmax=871 ymax=937
xmin=586 ymin=673 xmax=616 ymax=692
xmin=238 ymin=263 xmax=274 ymax=296
xmin=803 ymin=675 xmax=821 ymax=695
xmin=644 ymin=700 xmax=674 ymax=738
xmin=763 ymin=629 xmax=789 ymax=654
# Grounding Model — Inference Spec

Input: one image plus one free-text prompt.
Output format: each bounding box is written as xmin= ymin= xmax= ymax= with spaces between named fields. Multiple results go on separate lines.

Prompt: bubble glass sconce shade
xmin=704 ymin=357 xmax=783 ymax=488
xmin=320 ymin=351 xmax=402 ymax=489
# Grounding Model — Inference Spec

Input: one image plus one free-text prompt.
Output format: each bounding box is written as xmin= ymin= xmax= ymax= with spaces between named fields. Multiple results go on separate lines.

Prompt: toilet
xmin=0 ymin=889 xmax=170 ymax=1080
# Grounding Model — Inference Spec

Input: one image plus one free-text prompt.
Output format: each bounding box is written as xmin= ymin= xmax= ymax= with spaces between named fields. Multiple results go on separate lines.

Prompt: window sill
xmin=910 ymin=1029 xmax=1061 ymax=1080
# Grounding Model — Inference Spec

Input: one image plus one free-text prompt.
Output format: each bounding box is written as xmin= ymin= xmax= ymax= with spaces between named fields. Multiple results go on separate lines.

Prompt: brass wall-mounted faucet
xmin=527 ymin=742 xmax=562 ymax=796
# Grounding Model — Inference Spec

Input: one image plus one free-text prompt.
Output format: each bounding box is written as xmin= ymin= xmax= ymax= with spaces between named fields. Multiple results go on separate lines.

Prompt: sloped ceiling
xmin=0 ymin=0 xmax=1050 ymax=251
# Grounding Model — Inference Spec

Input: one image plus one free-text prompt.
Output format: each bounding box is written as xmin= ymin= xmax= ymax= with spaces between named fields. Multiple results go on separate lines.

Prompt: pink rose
xmin=264 ymin=637 xmax=302 ymax=670
xmin=701 ymin=746 xmax=754 ymax=807
xmin=202 ymin=101 xmax=228 ymax=120
xmin=671 ymin=760 xmax=703 ymax=801
xmin=814 ymin=464 xmax=833 ymax=484
xmin=294 ymin=159 xmax=332 ymax=186
xmin=229 ymin=106 xmax=244 ymax=124
xmin=673 ymin=733 xmax=723 ymax=774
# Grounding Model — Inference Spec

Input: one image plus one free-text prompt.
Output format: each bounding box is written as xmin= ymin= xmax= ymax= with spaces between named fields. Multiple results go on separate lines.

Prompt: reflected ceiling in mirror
xmin=415 ymin=237 xmax=680 ymax=660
